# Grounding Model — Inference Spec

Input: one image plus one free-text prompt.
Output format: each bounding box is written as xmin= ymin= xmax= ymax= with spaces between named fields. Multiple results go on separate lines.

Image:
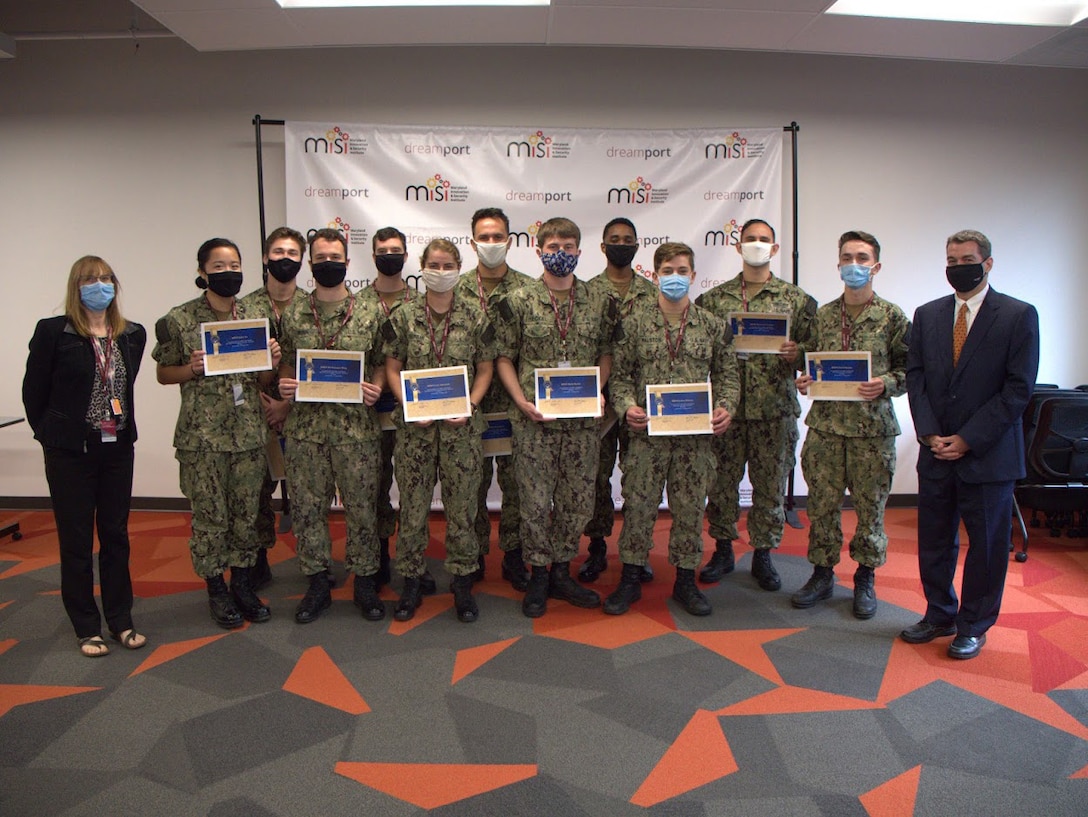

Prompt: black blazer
xmin=906 ymin=288 xmax=1040 ymax=484
xmin=22 ymin=316 xmax=147 ymax=452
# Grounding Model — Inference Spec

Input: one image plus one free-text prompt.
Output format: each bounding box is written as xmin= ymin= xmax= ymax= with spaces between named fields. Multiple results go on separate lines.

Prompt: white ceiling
xmin=1 ymin=0 xmax=1087 ymax=68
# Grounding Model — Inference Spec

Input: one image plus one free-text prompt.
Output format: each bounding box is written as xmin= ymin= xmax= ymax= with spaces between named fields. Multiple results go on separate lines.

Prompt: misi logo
xmin=303 ymin=126 xmax=368 ymax=156
xmin=506 ymin=130 xmax=571 ymax=160
xmin=404 ymin=173 xmax=469 ymax=204
xmin=704 ymin=218 xmax=742 ymax=247
xmin=633 ymin=263 xmax=654 ymax=282
xmin=606 ymin=177 xmax=669 ymax=205
xmin=704 ymin=131 xmax=769 ymax=161
xmin=306 ymin=217 xmax=369 ymax=248
xmin=509 ymin=221 xmax=544 ymax=249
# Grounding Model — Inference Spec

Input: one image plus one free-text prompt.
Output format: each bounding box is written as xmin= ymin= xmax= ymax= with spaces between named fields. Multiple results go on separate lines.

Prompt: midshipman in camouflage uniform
xmin=695 ymin=219 xmax=816 ymax=592
xmin=604 ymin=242 xmax=740 ymax=617
xmin=153 ymin=238 xmax=279 ymax=629
xmin=791 ymin=230 xmax=910 ymax=619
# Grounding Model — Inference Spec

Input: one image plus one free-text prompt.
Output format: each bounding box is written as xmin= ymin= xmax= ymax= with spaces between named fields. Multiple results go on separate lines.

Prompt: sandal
xmin=109 ymin=629 xmax=148 ymax=650
xmin=78 ymin=635 xmax=110 ymax=658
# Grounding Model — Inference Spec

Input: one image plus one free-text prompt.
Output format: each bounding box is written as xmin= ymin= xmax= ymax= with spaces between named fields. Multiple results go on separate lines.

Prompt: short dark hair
xmin=471 ymin=208 xmax=510 ymax=236
xmin=263 ymin=227 xmax=305 ymax=257
xmin=740 ymin=219 xmax=775 ymax=243
xmin=197 ymin=238 xmax=241 ymax=271
xmin=838 ymin=230 xmax=880 ymax=261
xmin=372 ymin=226 xmax=407 ymax=252
xmin=309 ymin=228 xmax=348 ymax=258
xmin=947 ymin=229 xmax=991 ymax=261
xmin=602 ymin=217 xmax=636 ymax=241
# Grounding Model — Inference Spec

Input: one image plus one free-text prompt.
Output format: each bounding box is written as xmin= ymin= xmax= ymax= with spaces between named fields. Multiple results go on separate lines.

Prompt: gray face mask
xmin=475 ymin=241 xmax=509 ymax=268
xmin=422 ymin=268 xmax=459 ymax=293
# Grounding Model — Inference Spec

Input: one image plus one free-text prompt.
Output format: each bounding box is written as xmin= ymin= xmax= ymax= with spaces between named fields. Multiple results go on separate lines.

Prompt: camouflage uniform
xmin=801 ymin=294 xmax=910 ymax=568
xmin=611 ymin=303 xmax=740 ymax=568
xmin=456 ymin=266 xmax=533 ymax=555
xmin=582 ymin=270 xmax=658 ymax=539
xmin=695 ymin=274 xmax=816 ymax=550
xmin=383 ymin=294 xmax=495 ymax=578
xmin=152 ymin=295 xmax=267 ymax=578
xmin=496 ymin=277 xmax=619 ymax=567
xmin=359 ymin=284 xmax=420 ymax=542
xmin=278 ymin=292 xmax=385 ymax=578
xmin=238 ymin=285 xmax=309 ymax=548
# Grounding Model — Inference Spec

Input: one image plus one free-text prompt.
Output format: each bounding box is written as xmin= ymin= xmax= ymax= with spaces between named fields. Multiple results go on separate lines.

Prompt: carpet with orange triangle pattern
xmin=1 ymin=507 xmax=1086 ymax=816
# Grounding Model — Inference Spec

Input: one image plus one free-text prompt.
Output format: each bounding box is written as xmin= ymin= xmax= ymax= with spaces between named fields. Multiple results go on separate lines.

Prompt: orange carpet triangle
xmin=0 ymin=683 xmax=100 ymax=718
xmin=0 ymin=638 xmax=16 ymax=656
xmin=715 ymin=685 xmax=882 ymax=716
xmin=388 ymin=596 xmax=454 ymax=635
xmin=859 ymin=764 xmax=921 ymax=817
xmin=451 ymin=637 xmax=520 ymax=685
xmin=128 ymin=633 xmax=231 ymax=677
xmin=283 ymin=646 xmax=370 ymax=715
xmin=682 ymin=629 xmax=803 ymax=685
xmin=630 ymin=709 xmax=737 ymax=807
xmin=1071 ymin=763 xmax=1088 ymax=779
xmin=334 ymin=761 xmax=537 ymax=808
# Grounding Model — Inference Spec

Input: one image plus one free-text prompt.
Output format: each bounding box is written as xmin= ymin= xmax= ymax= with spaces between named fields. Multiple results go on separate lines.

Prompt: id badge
xmin=109 ymin=398 xmax=123 ymax=417
xmin=557 ymin=360 xmax=572 ymax=369
xmin=100 ymin=418 xmax=118 ymax=443
xmin=232 ymin=383 xmax=245 ymax=406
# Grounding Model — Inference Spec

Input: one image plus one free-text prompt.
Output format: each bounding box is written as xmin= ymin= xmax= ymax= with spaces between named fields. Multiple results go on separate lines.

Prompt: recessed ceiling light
xmin=278 ymin=0 xmax=549 ymax=7
xmin=826 ymin=1 xmax=1088 ymax=27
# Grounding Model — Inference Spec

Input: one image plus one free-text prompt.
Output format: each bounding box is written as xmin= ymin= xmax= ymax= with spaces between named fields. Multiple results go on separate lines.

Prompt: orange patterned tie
xmin=952 ymin=302 xmax=969 ymax=366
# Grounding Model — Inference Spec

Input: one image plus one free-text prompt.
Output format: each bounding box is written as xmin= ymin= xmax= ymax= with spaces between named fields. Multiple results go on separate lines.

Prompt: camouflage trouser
xmin=475 ymin=452 xmax=522 ymax=554
xmin=706 ymin=415 xmax=799 ymax=549
xmin=177 ymin=448 xmax=263 ymax=578
xmin=801 ymin=428 xmax=896 ymax=569
xmin=617 ymin=433 xmax=717 ymax=570
xmin=255 ymin=431 xmax=281 ymax=549
xmin=396 ymin=420 xmax=482 ymax=578
xmin=513 ymin=418 xmax=599 ymax=567
xmin=286 ymin=437 xmax=380 ymax=577
xmin=584 ymin=418 xmax=629 ymax=539
xmin=376 ymin=428 xmax=399 ymax=540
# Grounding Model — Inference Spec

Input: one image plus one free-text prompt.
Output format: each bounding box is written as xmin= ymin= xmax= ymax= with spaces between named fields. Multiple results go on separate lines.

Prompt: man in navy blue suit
xmin=903 ymin=230 xmax=1039 ymax=660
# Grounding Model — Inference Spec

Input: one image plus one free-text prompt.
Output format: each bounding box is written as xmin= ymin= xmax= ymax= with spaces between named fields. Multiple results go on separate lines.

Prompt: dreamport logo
xmin=505 ymin=130 xmax=571 ymax=160
xmin=306 ymin=217 xmax=370 ymax=248
xmin=302 ymin=126 xmax=368 ymax=156
xmin=404 ymin=173 xmax=469 ymax=204
xmin=704 ymin=131 xmax=768 ymax=160
xmin=703 ymin=218 xmax=742 ymax=247
xmin=606 ymin=177 xmax=669 ymax=206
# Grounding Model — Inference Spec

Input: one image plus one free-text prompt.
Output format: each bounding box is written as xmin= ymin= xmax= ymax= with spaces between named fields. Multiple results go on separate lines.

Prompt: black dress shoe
xmin=948 ymin=633 xmax=986 ymax=660
xmin=899 ymin=619 xmax=957 ymax=644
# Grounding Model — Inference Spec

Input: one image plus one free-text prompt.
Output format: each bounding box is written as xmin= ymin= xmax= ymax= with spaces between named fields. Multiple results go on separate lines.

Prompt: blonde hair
xmin=65 ymin=256 xmax=127 ymax=338
xmin=420 ymin=238 xmax=462 ymax=269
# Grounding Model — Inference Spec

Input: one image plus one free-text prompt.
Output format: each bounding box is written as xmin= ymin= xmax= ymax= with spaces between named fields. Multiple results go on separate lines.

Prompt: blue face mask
xmin=540 ymin=250 xmax=579 ymax=278
xmin=839 ymin=263 xmax=872 ymax=290
xmin=80 ymin=281 xmax=115 ymax=312
xmin=658 ymin=273 xmax=691 ymax=302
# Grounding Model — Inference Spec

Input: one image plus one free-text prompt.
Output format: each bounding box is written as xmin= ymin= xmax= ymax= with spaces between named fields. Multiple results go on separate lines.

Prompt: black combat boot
xmin=698 ymin=539 xmax=735 ymax=583
xmin=419 ymin=570 xmax=438 ymax=595
xmin=470 ymin=554 xmax=486 ymax=584
xmin=549 ymin=561 xmax=601 ymax=608
xmin=251 ymin=547 xmax=273 ymax=590
xmin=603 ymin=563 xmax=644 ymax=615
xmin=672 ymin=567 xmax=712 ymax=616
xmin=394 ymin=577 xmax=424 ymax=622
xmin=751 ymin=548 xmax=782 ymax=591
xmin=450 ymin=574 xmax=479 ymax=623
xmin=522 ymin=565 xmax=550 ymax=618
xmin=353 ymin=573 xmax=386 ymax=621
xmin=791 ymin=565 xmax=835 ymax=609
xmin=207 ymin=575 xmax=244 ymax=629
xmin=295 ymin=572 xmax=332 ymax=624
xmin=230 ymin=566 xmax=271 ymax=622
xmin=376 ymin=538 xmax=392 ymax=590
xmin=852 ymin=565 xmax=878 ymax=620
xmin=501 ymin=548 xmax=529 ymax=591
xmin=577 ymin=537 xmax=608 ymax=583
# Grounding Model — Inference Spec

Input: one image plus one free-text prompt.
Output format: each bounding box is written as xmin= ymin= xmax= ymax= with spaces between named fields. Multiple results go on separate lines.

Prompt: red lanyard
xmin=376 ymin=285 xmax=410 ymax=317
xmin=474 ymin=271 xmax=492 ymax=314
xmin=840 ymin=295 xmax=873 ymax=351
xmin=547 ymin=284 xmax=575 ymax=343
xmin=663 ymin=304 xmax=690 ymax=363
xmin=425 ymin=297 xmax=453 ymax=364
xmin=309 ymin=292 xmax=355 ymax=350
xmin=91 ymin=327 xmax=115 ymax=398
xmin=740 ymin=277 xmax=751 ymax=312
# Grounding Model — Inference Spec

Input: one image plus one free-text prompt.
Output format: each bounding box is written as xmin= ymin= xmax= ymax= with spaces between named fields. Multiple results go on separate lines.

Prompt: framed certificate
xmin=401 ymin=365 xmax=471 ymax=423
xmin=805 ymin=351 xmax=871 ymax=401
xmin=646 ymin=382 xmax=713 ymax=436
xmin=200 ymin=318 xmax=272 ymax=376
xmin=295 ymin=349 xmax=364 ymax=403
xmin=534 ymin=367 xmax=602 ymax=419
xmin=729 ymin=312 xmax=790 ymax=354
xmin=375 ymin=389 xmax=397 ymax=432
xmin=482 ymin=412 xmax=513 ymax=457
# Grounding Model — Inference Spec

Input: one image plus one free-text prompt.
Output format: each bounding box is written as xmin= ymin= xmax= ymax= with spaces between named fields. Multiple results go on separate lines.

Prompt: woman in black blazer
xmin=22 ymin=256 xmax=148 ymax=657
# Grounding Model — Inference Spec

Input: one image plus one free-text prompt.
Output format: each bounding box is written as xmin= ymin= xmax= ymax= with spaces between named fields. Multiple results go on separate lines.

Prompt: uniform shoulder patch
xmin=154 ymin=316 xmax=172 ymax=344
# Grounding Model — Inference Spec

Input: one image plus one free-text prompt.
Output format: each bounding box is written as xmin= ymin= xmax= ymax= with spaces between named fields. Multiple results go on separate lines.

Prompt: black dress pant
xmin=43 ymin=432 xmax=136 ymax=639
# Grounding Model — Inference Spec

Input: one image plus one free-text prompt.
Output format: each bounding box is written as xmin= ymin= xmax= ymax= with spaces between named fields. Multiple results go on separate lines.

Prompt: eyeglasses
xmin=79 ymin=274 xmax=114 ymax=284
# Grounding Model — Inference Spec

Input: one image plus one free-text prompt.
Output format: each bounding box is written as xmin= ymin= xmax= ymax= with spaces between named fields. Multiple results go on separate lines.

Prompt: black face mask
xmin=374 ymin=254 xmax=406 ymax=277
xmin=604 ymin=244 xmax=638 ymax=268
xmin=266 ymin=257 xmax=302 ymax=284
xmin=312 ymin=260 xmax=348 ymax=288
xmin=946 ymin=263 xmax=986 ymax=293
xmin=204 ymin=271 xmax=243 ymax=297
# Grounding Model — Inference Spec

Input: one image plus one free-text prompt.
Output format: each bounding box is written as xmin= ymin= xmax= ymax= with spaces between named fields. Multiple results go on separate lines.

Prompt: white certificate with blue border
xmin=295 ymin=349 xmax=365 ymax=403
xmin=646 ymin=382 xmax=713 ymax=436
xmin=534 ymin=366 xmax=602 ymax=419
xmin=401 ymin=365 xmax=471 ymax=422
xmin=805 ymin=351 xmax=871 ymax=401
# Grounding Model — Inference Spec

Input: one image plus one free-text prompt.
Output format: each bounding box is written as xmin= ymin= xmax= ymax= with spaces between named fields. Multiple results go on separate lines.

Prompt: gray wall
xmin=2 ymin=39 xmax=1085 ymax=499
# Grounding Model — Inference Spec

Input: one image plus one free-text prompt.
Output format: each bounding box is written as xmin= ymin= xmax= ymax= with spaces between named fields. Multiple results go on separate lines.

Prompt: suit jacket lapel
xmin=952 ymin=289 xmax=1000 ymax=381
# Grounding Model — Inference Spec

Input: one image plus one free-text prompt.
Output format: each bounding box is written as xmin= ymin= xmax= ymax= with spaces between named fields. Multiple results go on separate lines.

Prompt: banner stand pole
xmin=783 ymin=121 xmax=804 ymax=529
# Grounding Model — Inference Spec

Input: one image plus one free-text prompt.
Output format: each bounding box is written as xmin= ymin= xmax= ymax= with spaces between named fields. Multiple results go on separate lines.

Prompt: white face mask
xmin=475 ymin=241 xmax=508 ymax=269
xmin=422 ymin=268 xmax=459 ymax=293
xmin=740 ymin=241 xmax=774 ymax=267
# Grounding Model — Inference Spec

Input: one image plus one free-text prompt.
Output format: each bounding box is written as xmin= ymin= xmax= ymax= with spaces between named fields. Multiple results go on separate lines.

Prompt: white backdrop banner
xmin=284 ymin=122 xmax=782 ymax=299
